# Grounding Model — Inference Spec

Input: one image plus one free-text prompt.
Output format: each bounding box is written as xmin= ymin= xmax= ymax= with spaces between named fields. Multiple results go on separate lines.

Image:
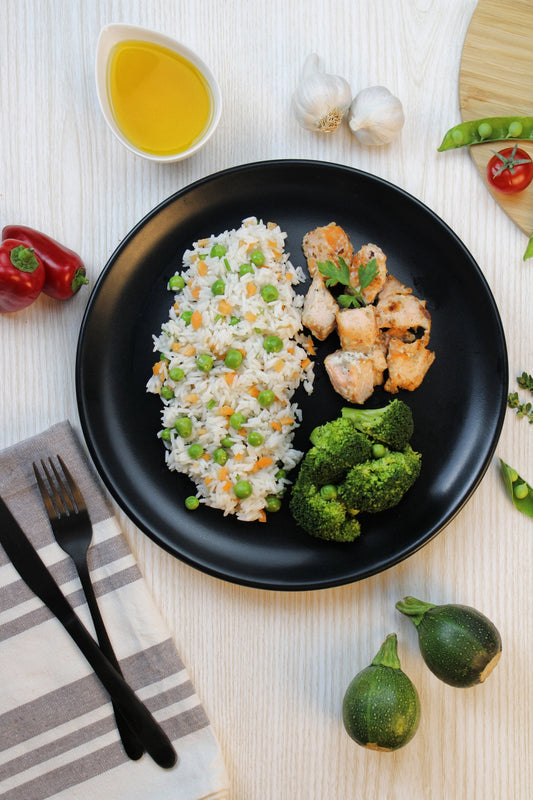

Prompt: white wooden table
xmin=1 ymin=1 xmax=532 ymax=798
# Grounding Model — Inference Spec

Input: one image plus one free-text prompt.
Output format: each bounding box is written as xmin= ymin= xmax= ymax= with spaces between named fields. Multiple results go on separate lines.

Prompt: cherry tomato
xmin=486 ymin=144 xmax=533 ymax=194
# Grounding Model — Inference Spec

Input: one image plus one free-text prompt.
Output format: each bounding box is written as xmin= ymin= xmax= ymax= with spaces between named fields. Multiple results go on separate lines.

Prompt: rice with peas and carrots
xmin=146 ymin=217 xmax=315 ymax=522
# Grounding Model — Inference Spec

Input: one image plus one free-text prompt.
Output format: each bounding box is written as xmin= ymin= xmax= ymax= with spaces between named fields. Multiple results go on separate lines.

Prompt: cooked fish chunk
xmin=324 ymin=348 xmax=387 ymax=405
xmin=302 ymin=274 xmax=338 ymax=340
xmin=350 ymin=243 xmax=388 ymax=303
xmin=384 ymin=337 xmax=435 ymax=393
xmin=377 ymin=273 xmax=412 ymax=302
xmin=375 ymin=289 xmax=431 ymax=341
xmin=369 ymin=344 xmax=388 ymax=386
xmin=336 ymin=305 xmax=379 ymax=352
xmin=302 ymin=222 xmax=354 ymax=279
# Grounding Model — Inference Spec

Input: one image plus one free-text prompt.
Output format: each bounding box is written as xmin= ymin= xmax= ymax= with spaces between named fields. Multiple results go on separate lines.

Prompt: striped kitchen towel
xmin=0 ymin=421 xmax=229 ymax=800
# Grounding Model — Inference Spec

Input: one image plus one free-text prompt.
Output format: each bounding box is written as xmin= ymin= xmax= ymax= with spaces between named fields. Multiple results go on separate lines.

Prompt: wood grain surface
xmin=1 ymin=2 xmax=532 ymax=799
xmin=459 ymin=0 xmax=533 ymax=235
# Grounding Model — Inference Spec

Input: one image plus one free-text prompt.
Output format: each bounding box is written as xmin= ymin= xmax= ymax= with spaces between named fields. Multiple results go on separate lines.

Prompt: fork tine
xmin=33 ymin=462 xmax=60 ymax=522
xmin=40 ymin=459 xmax=73 ymax=516
xmin=56 ymin=456 xmax=87 ymax=513
xmin=47 ymin=458 xmax=77 ymax=515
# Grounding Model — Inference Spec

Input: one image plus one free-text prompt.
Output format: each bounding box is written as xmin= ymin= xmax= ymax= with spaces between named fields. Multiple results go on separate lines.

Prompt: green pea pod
xmin=438 ymin=116 xmax=533 ymax=151
xmin=500 ymin=458 xmax=533 ymax=518
xmin=524 ymin=233 xmax=533 ymax=262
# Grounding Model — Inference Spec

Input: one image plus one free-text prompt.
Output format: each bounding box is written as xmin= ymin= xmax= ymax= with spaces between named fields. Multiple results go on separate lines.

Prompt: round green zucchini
xmin=396 ymin=596 xmax=502 ymax=688
xmin=342 ymin=633 xmax=420 ymax=751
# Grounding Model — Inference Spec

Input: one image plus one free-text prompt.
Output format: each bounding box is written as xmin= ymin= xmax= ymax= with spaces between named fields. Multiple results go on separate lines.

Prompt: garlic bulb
xmin=348 ymin=86 xmax=405 ymax=146
xmin=292 ymin=54 xmax=351 ymax=133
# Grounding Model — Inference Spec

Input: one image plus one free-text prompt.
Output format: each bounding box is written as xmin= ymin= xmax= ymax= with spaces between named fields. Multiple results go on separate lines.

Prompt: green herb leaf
xmin=517 ymin=371 xmax=533 ymax=392
xmin=317 ymin=257 xmax=351 ymax=288
xmin=358 ymin=257 xmax=379 ymax=289
xmin=507 ymin=372 xmax=533 ymax=422
xmin=500 ymin=459 xmax=533 ymax=517
xmin=338 ymin=293 xmax=364 ymax=308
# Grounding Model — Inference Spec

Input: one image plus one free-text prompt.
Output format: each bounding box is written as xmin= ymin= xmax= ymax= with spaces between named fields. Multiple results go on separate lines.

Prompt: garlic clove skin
xmin=348 ymin=85 xmax=405 ymax=146
xmin=292 ymin=53 xmax=352 ymax=133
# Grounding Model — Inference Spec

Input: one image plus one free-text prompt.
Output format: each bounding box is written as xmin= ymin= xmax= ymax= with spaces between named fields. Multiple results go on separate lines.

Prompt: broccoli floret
xmin=306 ymin=417 xmax=373 ymax=484
xmin=339 ymin=445 xmax=421 ymax=514
xmin=289 ymin=473 xmax=361 ymax=543
xmin=341 ymin=400 xmax=414 ymax=451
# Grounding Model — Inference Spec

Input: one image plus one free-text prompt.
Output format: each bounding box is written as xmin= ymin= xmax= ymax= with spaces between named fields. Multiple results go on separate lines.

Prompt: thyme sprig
xmin=507 ymin=371 xmax=533 ymax=423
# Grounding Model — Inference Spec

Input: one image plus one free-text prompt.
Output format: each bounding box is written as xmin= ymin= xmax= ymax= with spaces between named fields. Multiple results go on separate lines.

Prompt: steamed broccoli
xmin=339 ymin=445 xmax=421 ymax=514
xmin=304 ymin=417 xmax=373 ymax=484
xmin=341 ymin=400 xmax=414 ymax=451
xmin=289 ymin=472 xmax=362 ymax=542
xmin=289 ymin=400 xmax=420 ymax=543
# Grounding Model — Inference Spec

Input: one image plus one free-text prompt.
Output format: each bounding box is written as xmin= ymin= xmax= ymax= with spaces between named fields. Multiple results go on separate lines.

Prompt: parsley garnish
xmin=317 ymin=256 xmax=379 ymax=308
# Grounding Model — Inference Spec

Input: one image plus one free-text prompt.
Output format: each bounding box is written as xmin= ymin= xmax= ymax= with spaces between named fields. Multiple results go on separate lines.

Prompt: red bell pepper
xmin=0 ymin=239 xmax=46 ymax=313
xmin=2 ymin=225 xmax=88 ymax=300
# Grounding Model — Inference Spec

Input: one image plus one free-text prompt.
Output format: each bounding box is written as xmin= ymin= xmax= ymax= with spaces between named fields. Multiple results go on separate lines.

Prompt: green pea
xmin=261 ymin=284 xmax=279 ymax=302
xmin=175 ymin=417 xmax=193 ymax=437
xmin=320 ymin=485 xmax=337 ymax=501
xmin=159 ymin=352 xmax=170 ymax=361
xmin=224 ymin=349 xmax=243 ymax=369
xmin=188 ymin=443 xmax=203 ymax=459
xmin=160 ymin=385 xmax=174 ymax=400
xmin=275 ymin=469 xmax=286 ymax=480
xmin=477 ymin=122 xmax=492 ymax=139
xmin=508 ymin=120 xmax=523 ymax=138
xmin=372 ymin=443 xmax=388 ymax=459
xmin=257 ymin=389 xmax=275 ymax=407
xmin=169 ymin=274 xmax=185 ymax=291
xmin=229 ymin=316 xmax=240 ymax=326
xmin=229 ymin=412 xmax=247 ymax=430
xmin=514 ymin=482 xmax=529 ymax=500
xmin=197 ymin=354 xmax=214 ymax=372
xmin=185 ymin=496 xmax=200 ymax=510
xmin=263 ymin=335 xmax=283 ymax=353
xmin=451 ymin=129 xmax=464 ymax=146
xmin=213 ymin=448 xmax=228 ymax=465
xmin=234 ymin=480 xmax=253 ymax=499
xmin=221 ymin=436 xmax=235 ymax=448
xmin=160 ymin=428 xmax=172 ymax=441
xmin=265 ymin=494 xmax=281 ymax=513
xmin=239 ymin=263 xmax=254 ymax=277
xmin=210 ymin=244 xmax=227 ymax=258
xmin=211 ymin=279 xmax=225 ymax=295
xmin=247 ymin=431 xmax=264 ymax=447
xmin=250 ymin=250 xmax=265 ymax=266
xmin=181 ymin=310 xmax=193 ymax=325
xmin=168 ymin=366 xmax=185 ymax=381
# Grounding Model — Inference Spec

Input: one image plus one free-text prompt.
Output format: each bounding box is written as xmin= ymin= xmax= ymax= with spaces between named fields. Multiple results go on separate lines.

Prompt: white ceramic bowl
xmin=95 ymin=23 xmax=222 ymax=163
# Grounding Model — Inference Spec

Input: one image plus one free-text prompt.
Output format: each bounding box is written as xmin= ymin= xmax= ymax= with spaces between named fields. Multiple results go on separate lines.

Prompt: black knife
xmin=0 ymin=493 xmax=177 ymax=769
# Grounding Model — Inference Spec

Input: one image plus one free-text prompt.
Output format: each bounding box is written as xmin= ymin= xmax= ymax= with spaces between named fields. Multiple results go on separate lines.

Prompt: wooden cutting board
xmin=459 ymin=0 xmax=533 ymax=235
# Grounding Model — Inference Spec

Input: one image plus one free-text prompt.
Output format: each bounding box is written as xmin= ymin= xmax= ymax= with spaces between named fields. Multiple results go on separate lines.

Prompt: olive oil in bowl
xmin=96 ymin=24 xmax=221 ymax=162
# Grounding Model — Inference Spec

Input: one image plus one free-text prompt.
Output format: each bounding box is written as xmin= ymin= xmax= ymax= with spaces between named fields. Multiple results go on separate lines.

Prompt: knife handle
xmin=62 ymin=609 xmax=177 ymax=769
xmin=77 ymin=564 xmax=145 ymax=760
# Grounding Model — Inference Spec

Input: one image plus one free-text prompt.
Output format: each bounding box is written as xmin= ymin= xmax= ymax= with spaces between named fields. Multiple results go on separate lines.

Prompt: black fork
xmin=33 ymin=455 xmax=144 ymax=761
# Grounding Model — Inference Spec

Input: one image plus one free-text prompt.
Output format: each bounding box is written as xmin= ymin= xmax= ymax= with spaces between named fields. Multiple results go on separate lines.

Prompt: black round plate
xmin=76 ymin=160 xmax=508 ymax=590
